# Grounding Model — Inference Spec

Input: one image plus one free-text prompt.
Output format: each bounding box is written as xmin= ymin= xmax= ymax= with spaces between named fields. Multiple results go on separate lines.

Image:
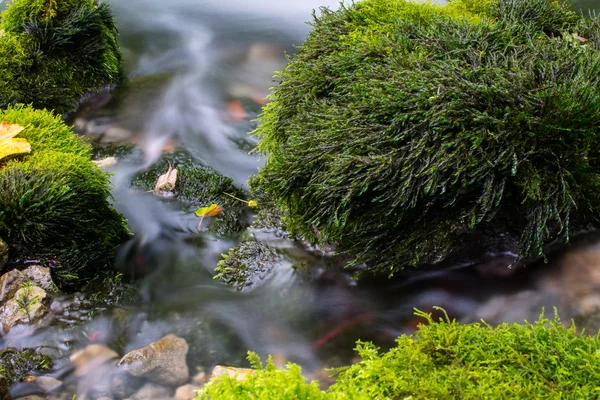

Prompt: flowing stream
xmin=3 ymin=0 xmax=600 ymax=398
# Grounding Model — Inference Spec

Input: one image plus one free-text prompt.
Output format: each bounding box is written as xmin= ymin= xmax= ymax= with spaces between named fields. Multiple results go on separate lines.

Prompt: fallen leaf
xmin=224 ymin=100 xmax=247 ymax=121
xmin=248 ymin=200 xmax=258 ymax=207
xmin=195 ymin=203 xmax=223 ymax=217
xmin=0 ymin=122 xmax=31 ymax=162
xmin=154 ymin=161 xmax=178 ymax=194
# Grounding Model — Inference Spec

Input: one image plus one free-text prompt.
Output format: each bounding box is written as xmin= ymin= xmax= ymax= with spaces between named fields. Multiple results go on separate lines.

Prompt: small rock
xmin=93 ymin=157 xmax=118 ymax=169
xmin=119 ymin=334 xmax=189 ymax=385
xmin=0 ymin=270 xmax=28 ymax=304
xmin=211 ymin=365 xmax=255 ymax=381
xmin=13 ymin=397 xmax=43 ymax=400
xmin=175 ymin=384 xmax=200 ymax=400
xmin=191 ymin=370 xmax=207 ymax=385
xmin=0 ymin=376 xmax=9 ymax=400
xmin=22 ymin=266 xmax=53 ymax=292
xmin=125 ymin=383 xmax=172 ymax=400
xmin=27 ymin=376 xmax=61 ymax=393
xmin=0 ymin=239 xmax=8 ymax=269
xmin=0 ymin=286 xmax=48 ymax=335
xmin=111 ymin=371 xmax=144 ymax=399
xmin=97 ymin=397 xmax=114 ymax=400
xmin=70 ymin=344 xmax=119 ymax=377
xmin=103 ymin=127 xmax=135 ymax=144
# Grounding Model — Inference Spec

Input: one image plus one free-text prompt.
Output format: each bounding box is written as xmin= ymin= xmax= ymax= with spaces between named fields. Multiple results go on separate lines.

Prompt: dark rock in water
xmin=131 ymin=150 xmax=251 ymax=237
xmin=215 ymin=240 xmax=282 ymax=291
xmin=118 ymin=334 xmax=190 ymax=386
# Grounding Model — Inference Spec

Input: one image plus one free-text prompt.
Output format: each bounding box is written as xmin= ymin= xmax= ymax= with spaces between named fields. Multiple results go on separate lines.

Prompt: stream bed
xmin=2 ymin=0 xmax=600 ymax=399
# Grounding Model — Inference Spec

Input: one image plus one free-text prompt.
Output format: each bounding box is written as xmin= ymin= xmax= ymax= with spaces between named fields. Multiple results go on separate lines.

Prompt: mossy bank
xmin=254 ymin=0 xmax=600 ymax=274
xmin=0 ymin=105 xmax=129 ymax=289
xmin=0 ymin=0 xmax=121 ymax=115
xmin=197 ymin=310 xmax=600 ymax=399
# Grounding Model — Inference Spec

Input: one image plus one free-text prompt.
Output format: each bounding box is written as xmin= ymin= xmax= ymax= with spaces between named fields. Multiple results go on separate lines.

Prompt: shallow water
xmin=4 ymin=0 xmax=600 ymax=397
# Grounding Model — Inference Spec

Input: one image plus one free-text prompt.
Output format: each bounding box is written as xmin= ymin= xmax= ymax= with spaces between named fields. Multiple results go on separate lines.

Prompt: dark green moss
xmin=0 ymin=106 xmax=129 ymax=289
xmin=255 ymin=0 xmax=600 ymax=275
xmin=132 ymin=150 xmax=251 ymax=237
xmin=0 ymin=347 xmax=52 ymax=385
xmin=0 ymin=0 xmax=121 ymax=114
xmin=198 ymin=310 xmax=600 ymax=399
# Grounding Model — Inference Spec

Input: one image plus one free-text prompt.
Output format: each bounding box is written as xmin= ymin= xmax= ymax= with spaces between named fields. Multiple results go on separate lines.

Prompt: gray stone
xmin=0 ymin=285 xmax=48 ymax=335
xmin=29 ymin=376 xmax=61 ymax=393
xmin=22 ymin=266 xmax=53 ymax=292
xmin=0 ymin=270 xmax=27 ymax=304
xmin=125 ymin=383 xmax=172 ymax=400
xmin=118 ymin=334 xmax=189 ymax=385
xmin=0 ymin=239 xmax=8 ymax=270
xmin=175 ymin=384 xmax=200 ymax=400
xmin=110 ymin=371 xmax=144 ymax=400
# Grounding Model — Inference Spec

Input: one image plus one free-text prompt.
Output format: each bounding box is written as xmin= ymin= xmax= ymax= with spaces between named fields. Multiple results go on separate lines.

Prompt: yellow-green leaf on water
xmin=195 ymin=203 xmax=223 ymax=217
xmin=0 ymin=122 xmax=30 ymax=162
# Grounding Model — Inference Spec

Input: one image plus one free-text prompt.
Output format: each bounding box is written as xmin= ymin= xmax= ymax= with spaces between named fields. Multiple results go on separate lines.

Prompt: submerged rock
xmin=69 ymin=344 xmax=120 ymax=377
xmin=125 ymin=383 xmax=172 ymax=400
xmin=174 ymin=384 xmax=201 ymax=400
xmin=118 ymin=334 xmax=190 ymax=386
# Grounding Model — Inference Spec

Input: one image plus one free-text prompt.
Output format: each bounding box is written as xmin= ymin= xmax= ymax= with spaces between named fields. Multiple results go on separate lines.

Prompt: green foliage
xmin=255 ymin=0 xmax=600 ymax=274
xmin=196 ymin=352 xmax=328 ymax=400
xmin=0 ymin=347 xmax=52 ymax=385
xmin=215 ymin=241 xmax=281 ymax=290
xmin=0 ymin=0 xmax=121 ymax=114
xmin=196 ymin=310 xmax=600 ymax=399
xmin=0 ymin=106 xmax=129 ymax=289
xmin=132 ymin=150 xmax=250 ymax=237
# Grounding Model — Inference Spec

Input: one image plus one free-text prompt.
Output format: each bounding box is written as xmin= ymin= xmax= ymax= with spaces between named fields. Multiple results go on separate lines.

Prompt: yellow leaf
xmin=195 ymin=203 xmax=223 ymax=217
xmin=0 ymin=122 xmax=30 ymax=162
xmin=248 ymin=200 xmax=258 ymax=207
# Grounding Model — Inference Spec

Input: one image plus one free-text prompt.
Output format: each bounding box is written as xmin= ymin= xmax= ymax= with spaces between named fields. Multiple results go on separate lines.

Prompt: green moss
xmin=132 ymin=150 xmax=250 ymax=237
xmin=255 ymin=0 xmax=600 ymax=274
xmin=0 ymin=347 xmax=52 ymax=385
xmin=197 ymin=310 xmax=600 ymax=399
xmin=0 ymin=106 xmax=129 ymax=289
xmin=0 ymin=0 xmax=121 ymax=114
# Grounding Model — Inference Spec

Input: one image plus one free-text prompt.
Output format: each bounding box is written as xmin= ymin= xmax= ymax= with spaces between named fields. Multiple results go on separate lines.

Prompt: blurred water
xmin=5 ymin=0 xmax=600 ymax=398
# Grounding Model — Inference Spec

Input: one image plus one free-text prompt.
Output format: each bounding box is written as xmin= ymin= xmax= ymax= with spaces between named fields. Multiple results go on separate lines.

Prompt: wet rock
xmin=97 ymin=397 xmax=114 ymax=400
xmin=175 ymin=384 xmax=200 ymax=400
xmin=26 ymin=376 xmax=61 ymax=393
xmin=125 ymin=383 xmax=172 ymax=400
xmin=0 ymin=239 xmax=8 ymax=269
xmin=0 ymin=270 xmax=28 ymax=303
xmin=0 ymin=376 xmax=9 ymax=400
xmin=21 ymin=266 xmax=53 ymax=292
xmin=211 ymin=365 xmax=255 ymax=381
xmin=0 ymin=286 xmax=49 ymax=335
xmin=111 ymin=371 xmax=144 ymax=400
xmin=118 ymin=334 xmax=189 ymax=385
xmin=13 ymin=396 xmax=43 ymax=400
xmin=70 ymin=344 xmax=119 ymax=377
xmin=191 ymin=370 xmax=207 ymax=385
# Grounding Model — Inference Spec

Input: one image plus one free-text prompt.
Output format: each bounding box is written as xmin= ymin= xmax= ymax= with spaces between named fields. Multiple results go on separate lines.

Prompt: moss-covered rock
xmin=254 ymin=0 xmax=600 ymax=275
xmin=0 ymin=105 xmax=130 ymax=289
xmin=215 ymin=241 xmax=282 ymax=290
xmin=0 ymin=347 xmax=52 ymax=385
xmin=197 ymin=310 xmax=600 ymax=399
xmin=132 ymin=150 xmax=251 ymax=237
xmin=0 ymin=0 xmax=121 ymax=114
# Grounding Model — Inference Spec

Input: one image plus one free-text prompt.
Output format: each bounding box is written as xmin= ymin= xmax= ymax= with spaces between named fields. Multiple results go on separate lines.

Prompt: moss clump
xmin=132 ymin=150 xmax=250 ymax=237
xmin=0 ymin=0 xmax=121 ymax=114
xmin=0 ymin=347 xmax=52 ymax=385
xmin=197 ymin=310 xmax=600 ymax=399
xmin=215 ymin=241 xmax=282 ymax=290
xmin=255 ymin=0 xmax=600 ymax=274
xmin=0 ymin=105 xmax=129 ymax=289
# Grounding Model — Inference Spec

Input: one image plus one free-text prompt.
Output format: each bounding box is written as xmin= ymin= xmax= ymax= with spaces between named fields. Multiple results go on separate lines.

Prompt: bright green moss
xmin=197 ymin=310 xmax=600 ymax=399
xmin=0 ymin=106 xmax=129 ymax=289
xmin=0 ymin=0 xmax=121 ymax=114
xmin=255 ymin=0 xmax=600 ymax=274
